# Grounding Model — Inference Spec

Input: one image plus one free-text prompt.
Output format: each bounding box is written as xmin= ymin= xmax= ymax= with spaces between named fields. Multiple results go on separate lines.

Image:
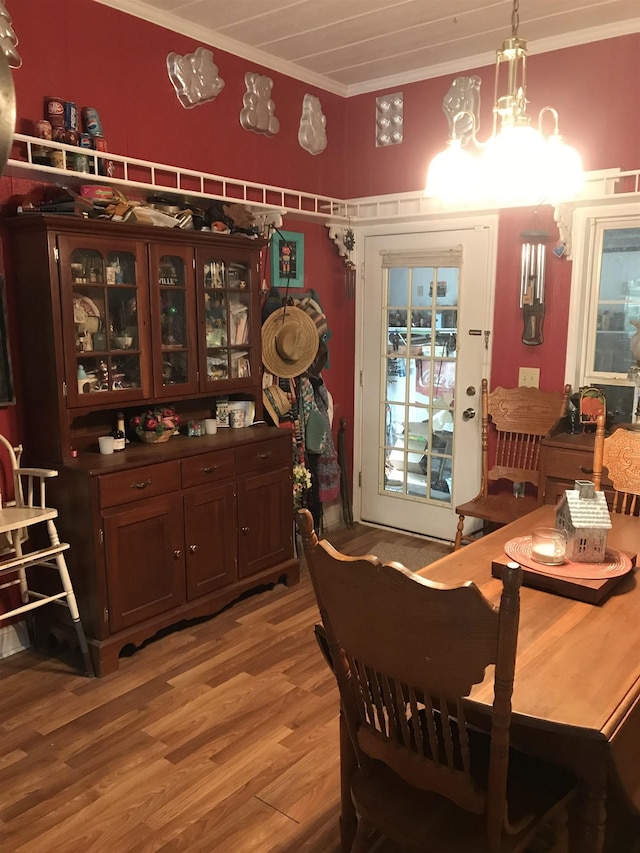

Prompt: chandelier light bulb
xmin=544 ymin=133 xmax=584 ymax=203
xmin=425 ymin=138 xmax=478 ymax=202
xmin=481 ymin=124 xmax=548 ymax=206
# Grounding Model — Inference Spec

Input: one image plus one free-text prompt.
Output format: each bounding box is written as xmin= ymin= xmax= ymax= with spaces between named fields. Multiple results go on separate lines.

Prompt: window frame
xmin=566 ymin=201 xmax=640 ymax=421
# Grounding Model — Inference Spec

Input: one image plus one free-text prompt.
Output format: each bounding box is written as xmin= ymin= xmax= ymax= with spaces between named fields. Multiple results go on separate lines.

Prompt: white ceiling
xmin=97 ymin=0 xmax=639 ymax=96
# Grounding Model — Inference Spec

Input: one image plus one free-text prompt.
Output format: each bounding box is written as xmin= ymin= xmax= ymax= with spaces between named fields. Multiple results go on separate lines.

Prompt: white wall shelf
xmin=6 ymin=133 xmax=350 ymax=225
xmin=7 ymin=135 xmax=639 ymax=231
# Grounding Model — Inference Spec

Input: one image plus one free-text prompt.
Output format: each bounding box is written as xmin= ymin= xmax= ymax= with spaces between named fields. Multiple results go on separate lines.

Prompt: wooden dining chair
xmin=295 ymin=508 xmax=575 ymax=853
xmin=592 ymin=413 xmax=640 ymax=515
xmin=454 ymin=379 xmax=570 ymax=550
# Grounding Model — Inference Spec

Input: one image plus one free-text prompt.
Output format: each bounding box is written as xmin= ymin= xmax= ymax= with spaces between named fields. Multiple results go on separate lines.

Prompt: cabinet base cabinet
xmin=104 ymin=494 xmax=186 ymax=633
xmin=42 ymin=428 xmax=298 ymax=676
xmin=184 ymin=481 xmax=238 ymax=600
xmin=238 ymin=467 xmax=293 ymax=579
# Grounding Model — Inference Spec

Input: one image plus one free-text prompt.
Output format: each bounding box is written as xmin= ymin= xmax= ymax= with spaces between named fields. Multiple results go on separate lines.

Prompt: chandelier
xmin=425 ymin=0 xmax=583 ymax=207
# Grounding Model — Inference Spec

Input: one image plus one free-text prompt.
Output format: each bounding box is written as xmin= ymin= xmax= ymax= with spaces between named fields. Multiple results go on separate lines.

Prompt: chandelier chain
xmin=511 ymin=0 xmax=520 ymax=37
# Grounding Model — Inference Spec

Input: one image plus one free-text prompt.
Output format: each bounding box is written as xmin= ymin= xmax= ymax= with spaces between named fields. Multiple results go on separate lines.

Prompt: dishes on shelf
xmin=73 ymin=295 xmax=101 ymax=334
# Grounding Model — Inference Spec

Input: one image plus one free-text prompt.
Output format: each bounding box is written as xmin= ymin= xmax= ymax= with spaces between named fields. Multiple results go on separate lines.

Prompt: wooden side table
xmin=538 ymin=427 xmax=612 ymax=506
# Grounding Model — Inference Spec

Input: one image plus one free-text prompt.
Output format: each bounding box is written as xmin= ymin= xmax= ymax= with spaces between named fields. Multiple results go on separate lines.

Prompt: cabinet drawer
xmin=542 ymin=447 xmax=596 ymax=482
xmin=236 ymin=438 xmax=291 ymax=475
xmin=181 ymin=450 xmax=235 ymax=488
xmin=99 ymin=461 xmax=180 ymax=508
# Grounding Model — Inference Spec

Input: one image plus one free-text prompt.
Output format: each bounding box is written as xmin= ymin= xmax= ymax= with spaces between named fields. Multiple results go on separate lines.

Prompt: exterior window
xmin=573 ymin=211 xmax=640 ymax=424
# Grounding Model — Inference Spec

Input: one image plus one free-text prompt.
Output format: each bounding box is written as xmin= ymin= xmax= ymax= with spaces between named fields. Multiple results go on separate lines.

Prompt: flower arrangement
xmin=293 ymin=462 xmax=312 ymax=509
xmin=130 ymin=406 xmax=180 ymax=443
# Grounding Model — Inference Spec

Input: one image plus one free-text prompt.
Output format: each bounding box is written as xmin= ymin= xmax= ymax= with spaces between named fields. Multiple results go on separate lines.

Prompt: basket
xmin=137 ymin=429 xmax=176 ymax=444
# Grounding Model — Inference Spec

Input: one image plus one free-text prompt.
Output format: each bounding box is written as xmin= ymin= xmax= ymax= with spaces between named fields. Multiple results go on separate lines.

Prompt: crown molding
xmin=92 ymin=0 xmax=350 ymax=97
xmin=93 ymin=1 xmax=638 ymax=99
xmin=346 ymin=19 xmax=640 ymax=96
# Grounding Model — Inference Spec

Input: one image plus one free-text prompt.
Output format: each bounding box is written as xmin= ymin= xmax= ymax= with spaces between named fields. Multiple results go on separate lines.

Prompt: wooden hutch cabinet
xmin=4 ymin=214 xmax=298 ymax=675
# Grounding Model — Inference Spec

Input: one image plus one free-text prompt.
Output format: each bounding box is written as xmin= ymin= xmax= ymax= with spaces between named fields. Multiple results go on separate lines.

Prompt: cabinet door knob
xmin=241 ymin=526 xmax=249 ymax=534
xmin=189 ymin=544 xmax=198 ymax=553
xmin=131 ymin=479 xmax=152 ymax=490
xmin=173 ymin=549 xmax=182 ymax=559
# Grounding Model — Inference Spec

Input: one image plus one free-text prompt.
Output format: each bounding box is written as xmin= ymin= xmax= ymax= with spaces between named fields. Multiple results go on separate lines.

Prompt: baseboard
xmin=0 ymin=620 xmax=30 ymax=659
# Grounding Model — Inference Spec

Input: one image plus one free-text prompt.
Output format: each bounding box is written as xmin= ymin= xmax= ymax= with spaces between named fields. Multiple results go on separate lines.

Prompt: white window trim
xmin=565 ymin=201 xmax=640 ymax=408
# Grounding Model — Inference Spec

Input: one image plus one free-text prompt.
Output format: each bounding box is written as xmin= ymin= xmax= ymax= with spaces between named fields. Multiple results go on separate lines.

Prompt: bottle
xmin=112 ymin=411 xmax=126 ymax=451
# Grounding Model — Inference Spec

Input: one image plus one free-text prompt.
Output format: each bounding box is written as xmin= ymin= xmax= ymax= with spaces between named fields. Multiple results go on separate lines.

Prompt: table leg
xmin=572 ymin=769 xmax=607 ymax=853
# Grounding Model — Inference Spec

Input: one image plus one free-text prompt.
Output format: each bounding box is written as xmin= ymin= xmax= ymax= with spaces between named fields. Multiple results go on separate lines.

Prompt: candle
xmin=531 ymin=528 xmax=566 ymax=564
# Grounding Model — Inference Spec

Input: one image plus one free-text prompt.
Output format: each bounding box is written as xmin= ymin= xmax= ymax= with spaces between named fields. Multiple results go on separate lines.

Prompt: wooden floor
xmin=0 ymin=522 xmax=638 ymax=852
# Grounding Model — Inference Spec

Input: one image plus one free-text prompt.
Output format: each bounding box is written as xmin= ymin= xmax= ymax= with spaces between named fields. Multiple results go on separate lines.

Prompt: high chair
xmin=0 ymin=434 xmax=93 ymax=676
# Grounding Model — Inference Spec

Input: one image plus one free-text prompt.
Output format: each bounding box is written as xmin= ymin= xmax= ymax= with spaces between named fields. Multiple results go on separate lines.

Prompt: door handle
xmin=463 ymin=408 xmax=476 ymax=421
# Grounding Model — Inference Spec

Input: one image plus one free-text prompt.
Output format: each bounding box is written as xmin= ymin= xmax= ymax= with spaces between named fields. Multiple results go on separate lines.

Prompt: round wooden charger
xmin=504 ymin=536 xmax=632 ymax=580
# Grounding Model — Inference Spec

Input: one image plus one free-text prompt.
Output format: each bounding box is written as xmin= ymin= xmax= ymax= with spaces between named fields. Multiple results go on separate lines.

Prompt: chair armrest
xmin=15 ymin=467 xmax=59 ymax=479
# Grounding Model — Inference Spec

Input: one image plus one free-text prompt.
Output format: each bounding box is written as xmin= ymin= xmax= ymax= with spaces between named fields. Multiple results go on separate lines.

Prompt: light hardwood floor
xmin=0 ymin=522 xmax=637 ymax=852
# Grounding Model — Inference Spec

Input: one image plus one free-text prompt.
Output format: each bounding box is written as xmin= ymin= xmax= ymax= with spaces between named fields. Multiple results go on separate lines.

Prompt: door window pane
xmin=384 ymin=266 xmax=457 ymax=503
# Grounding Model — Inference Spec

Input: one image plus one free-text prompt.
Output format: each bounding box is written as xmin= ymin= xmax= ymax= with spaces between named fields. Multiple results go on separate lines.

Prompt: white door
xmin=359 ymin=220 xmax=496 ymax=541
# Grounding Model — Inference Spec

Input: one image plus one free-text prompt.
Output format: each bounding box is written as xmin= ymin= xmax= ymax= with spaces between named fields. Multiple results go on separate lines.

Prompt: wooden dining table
xmin=416 ymin=504 xmax=640 ymax=853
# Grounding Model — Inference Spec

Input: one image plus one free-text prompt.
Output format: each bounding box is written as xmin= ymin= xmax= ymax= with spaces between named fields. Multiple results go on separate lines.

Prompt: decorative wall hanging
xmin=520 ymin=229 xmax=549 ymax=346
xmin=375 ymin=92 xmax=403 ymax=147
xmin=327 ymin=224 xmax=356 ymax=298
xmin=0 ymin=36 xmax=15 ymax=179
xmin=271 ymin=230 xmax=304 ymax=288
xmin=0 ymin=2 xmax=21 ymax=68
xmin=240 ymin=73 xmax=280 ymax=137
xmin=442 ymin=76 xmax=481 ymax=145
xmin=166 ymin=47 xmax=224 ymax=108
xmin=298 ymin=94 xmax=327 ymax=155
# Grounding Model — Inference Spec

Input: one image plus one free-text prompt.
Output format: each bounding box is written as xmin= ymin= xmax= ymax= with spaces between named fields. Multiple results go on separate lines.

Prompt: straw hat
xmin=262 ymin=306 xmax=319 ymax=378
xmin=263 ymin=385 xmax=292 ymax=425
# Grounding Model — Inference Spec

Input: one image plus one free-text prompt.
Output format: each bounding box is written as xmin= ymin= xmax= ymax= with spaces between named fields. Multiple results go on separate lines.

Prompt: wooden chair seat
xmin=454 ymin=380 xmax=570 ymax=550
xmin=454 ymin=494 xmax=539 ymax=531
xmin=352 ymin=745 xmax=574 ymax=853
xmin=295 ymin=508 xmax=576 ymax=853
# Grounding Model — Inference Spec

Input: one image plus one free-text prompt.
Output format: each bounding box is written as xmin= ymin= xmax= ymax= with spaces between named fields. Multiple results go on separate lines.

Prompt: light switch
xmin=518 ymin=367 xmax=540 ymax=388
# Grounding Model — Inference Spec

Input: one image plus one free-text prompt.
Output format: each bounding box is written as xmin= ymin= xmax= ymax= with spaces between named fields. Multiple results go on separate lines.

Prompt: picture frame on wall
xmin=271 ymin=230 xmax=304 ymax=289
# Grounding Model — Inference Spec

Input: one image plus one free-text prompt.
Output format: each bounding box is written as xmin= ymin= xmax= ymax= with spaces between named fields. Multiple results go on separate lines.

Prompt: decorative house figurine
xmin=556 ymin=480 xmax=611 ymax=562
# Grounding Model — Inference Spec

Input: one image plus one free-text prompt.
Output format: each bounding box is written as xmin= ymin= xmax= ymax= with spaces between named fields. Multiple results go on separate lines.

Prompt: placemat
xmin=504 ymin=536 xmax=632 ymax=580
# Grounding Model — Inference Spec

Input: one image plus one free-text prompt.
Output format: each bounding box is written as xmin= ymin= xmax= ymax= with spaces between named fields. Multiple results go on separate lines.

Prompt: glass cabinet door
xmin=149 ymin=245 xmax=198 ymax=397
xmin=199 ymin=253 xmax=253 ymax=388
xmin=59 ymin=236 xmax=150 ymax=406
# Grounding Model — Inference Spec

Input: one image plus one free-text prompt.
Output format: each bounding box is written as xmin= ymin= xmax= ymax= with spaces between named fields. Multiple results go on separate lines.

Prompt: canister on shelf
xmin=82 ymin=106 xmax=103 ymax=136
xmin=33 ymin=119 xmax=52 ymax=162
xmin=64 ymin=101 xmax=79 ymax=132
xmin=92 ymin=135 xmax=114 ymax=177
xmin=71 ymin=152 xmax=91 ymax=173
xmin=45 ymin=96 xmax=65 ymax=127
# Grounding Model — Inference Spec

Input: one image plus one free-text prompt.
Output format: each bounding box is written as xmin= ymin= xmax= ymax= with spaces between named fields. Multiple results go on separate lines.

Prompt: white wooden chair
xmin=0 ymin=434 xmax=93 ymax=675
